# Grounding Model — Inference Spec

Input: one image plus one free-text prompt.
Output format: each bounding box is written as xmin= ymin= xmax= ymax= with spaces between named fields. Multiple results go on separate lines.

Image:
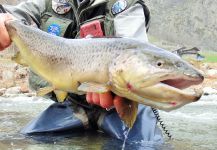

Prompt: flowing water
xmin=0 ymin=94 xmax=216 ymax=150
xmin=121 ymin=128 xmax=131 ymax=150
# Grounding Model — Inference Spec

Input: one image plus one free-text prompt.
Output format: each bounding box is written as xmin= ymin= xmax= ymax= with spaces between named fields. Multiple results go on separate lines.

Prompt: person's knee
xmin=98 ymin=106 xmax=164 ymax=144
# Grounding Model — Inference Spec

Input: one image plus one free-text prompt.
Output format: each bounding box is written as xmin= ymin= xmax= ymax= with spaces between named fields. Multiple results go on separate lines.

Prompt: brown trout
xmin=5 ymin=20 xmax=204 ymax=128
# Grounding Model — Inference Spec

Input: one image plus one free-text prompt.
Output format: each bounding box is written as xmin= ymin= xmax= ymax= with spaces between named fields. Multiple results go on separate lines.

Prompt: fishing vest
xmin=40 ymin=0 xmax=150 ymax=38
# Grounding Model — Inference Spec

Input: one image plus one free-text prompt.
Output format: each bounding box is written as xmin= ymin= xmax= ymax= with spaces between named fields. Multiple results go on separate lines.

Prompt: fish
xmin=5 ymin=20 xmax=204 ymax=128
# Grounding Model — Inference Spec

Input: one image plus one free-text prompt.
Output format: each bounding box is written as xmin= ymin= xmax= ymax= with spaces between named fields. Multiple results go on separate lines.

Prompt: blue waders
xmin=21 ymin=94 xmax=164 ymax=145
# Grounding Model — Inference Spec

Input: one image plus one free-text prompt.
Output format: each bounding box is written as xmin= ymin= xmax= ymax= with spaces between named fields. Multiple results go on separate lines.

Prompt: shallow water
xmin=160 ymin=94 xmax=217 ymax=150
xmin=0 ymin=94 xmax=216 ymax=150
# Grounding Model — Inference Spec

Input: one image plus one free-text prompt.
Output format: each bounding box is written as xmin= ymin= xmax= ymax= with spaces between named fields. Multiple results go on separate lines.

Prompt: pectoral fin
xmin=37 ymin=86 xmax=54 ymax=96
xmin=78 ymin=82 xmax=110 ymax=93
xmin=54 ymin=90 xmax=68 ymax=103
xmin=115 ymin=99 xmax=138 ymax=128
xmin=11 ymin=51 xmax=28 ymax=66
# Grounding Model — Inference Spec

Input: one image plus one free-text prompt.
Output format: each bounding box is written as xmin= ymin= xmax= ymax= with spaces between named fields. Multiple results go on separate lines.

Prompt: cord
xmin=152 ymin=108 xmax=172 ymax=140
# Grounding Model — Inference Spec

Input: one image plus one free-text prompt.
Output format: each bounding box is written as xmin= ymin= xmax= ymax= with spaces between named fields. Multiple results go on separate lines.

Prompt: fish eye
xmin=156 ymin=60 xmax=164 ymax=67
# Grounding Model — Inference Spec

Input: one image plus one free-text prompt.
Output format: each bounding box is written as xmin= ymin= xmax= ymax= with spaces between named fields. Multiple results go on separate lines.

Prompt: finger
xmin=92 ymin=93 xmax=100 ymax=105
xmin=5 ymin=13 xmax=15 ymax=20
xmin=86 ymin=92 xmax=93 ymax=104
xmin=0 ymin=14 xmax=11 ymax=50
xmin=114 ymin=96 xmax=124 ymax=117
xmin=99 ymin=92 xmax=114 ymax=108
xmin=0 ymin=45 xmax=3 ymax=51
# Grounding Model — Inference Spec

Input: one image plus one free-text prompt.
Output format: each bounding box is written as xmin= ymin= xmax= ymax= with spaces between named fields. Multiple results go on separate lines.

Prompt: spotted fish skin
xmin=5 ymin=20 xmax=151 ymax=93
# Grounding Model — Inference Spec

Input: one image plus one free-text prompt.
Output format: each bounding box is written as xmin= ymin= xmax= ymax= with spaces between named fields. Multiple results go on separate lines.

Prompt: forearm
xmin=3 ymin=0 xmax=48 ymax=26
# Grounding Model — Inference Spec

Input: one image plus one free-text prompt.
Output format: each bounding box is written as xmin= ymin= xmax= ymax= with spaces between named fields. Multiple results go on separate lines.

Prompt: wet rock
xmin=4 ymin=86 xmax=21 ymax=96
xmin=207 ymin=69 xmax=217 ymax=78
xmin=203 ymin=87 xmax=217 ymax=96
xmin=201 ymin=63 xmax=210 ymax=70
xmin=2 ymin=70 xmax=13 ymax=78
xmin=15 ymin=67 xmax=28 ymax=79
xmin=24 ymin=92 xmax=36 ymax=97
xmin=214 ymin=82 xmax=217 ymax=88
xmin=2 ymin=70 xmax=15 ymax=88
xmin=20 ymin=83 xmax=29 ymax=93
xmin=0 ymin=88 xmax=6 ymax=96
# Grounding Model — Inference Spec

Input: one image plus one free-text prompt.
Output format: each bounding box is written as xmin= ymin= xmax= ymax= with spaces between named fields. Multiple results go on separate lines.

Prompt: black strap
xmin=0 ymin=4 xmax=7 ymax=13
xmin=137 ymin=0 xmax=150 ymax=32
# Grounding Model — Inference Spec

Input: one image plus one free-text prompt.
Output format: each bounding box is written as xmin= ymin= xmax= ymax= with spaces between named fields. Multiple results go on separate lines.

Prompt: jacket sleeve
xmin=3 ymin=0 xmax=48 ymax=26
xmin=113 ymin=3 xmax=148 ymax=42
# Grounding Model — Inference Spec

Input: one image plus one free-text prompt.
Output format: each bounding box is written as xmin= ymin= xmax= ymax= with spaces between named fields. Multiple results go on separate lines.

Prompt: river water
xmin=0 ymin=94 xmax=216 ymax=150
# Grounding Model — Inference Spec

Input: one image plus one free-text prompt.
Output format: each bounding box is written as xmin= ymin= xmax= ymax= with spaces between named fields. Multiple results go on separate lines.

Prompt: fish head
xmin=138 ymin=45 xmax=204 ymax=89
xmin=109 ymin=43 xmax=204 ymax=111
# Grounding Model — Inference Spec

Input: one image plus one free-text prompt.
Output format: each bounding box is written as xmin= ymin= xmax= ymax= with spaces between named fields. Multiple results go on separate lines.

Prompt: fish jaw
xmin=112 ymin=82 xmax=203 ymax=111
xmin=133 ymin=83 xmax=203 ymax=110
xmin=110 ymin=65 xmax=204 ymax=111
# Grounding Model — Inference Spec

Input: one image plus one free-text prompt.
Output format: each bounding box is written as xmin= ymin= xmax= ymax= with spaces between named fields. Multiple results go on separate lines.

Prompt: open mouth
xmin=160 ymin=75 xmax=204 ymax=90
xmin=133 ymin=73 xmax=204 ymax=110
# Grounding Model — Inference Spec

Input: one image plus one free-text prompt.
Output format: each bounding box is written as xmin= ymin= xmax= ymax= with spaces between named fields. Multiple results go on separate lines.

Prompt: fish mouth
xmin=160 ymin=74 xmax=204 ymax=90
xmin=132 ymin=73 xmax=204 ymax=111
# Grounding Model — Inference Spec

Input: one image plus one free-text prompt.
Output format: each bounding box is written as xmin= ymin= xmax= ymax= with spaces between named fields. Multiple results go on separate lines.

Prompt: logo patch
xmin=52 ymin=0 xmax=72 ymax=14
xmin=47 ymin=24 xmax=61 ymax=36
xmin=111 ymin=0 xmax=127 ymax=15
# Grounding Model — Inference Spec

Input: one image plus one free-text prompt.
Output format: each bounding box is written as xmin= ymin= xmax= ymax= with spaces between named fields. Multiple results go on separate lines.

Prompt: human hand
xmin=0 ymin=13 xmax=14 ymax=51
xmin=86 ymin=92 xmax=123 ymax=110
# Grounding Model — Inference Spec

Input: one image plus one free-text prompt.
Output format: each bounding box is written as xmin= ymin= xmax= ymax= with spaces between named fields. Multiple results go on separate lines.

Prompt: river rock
xmin=24 ymin=92 xmax=36 ymax=97
xmin=207 ymin=69 xmax=217 ymax=78
xmin=0 ymin=88 xmax=6 ymax=96
xmin=20 ymin=83 xmax=29 ymax=93
xmin=2 ymin=70 xmax=13 ymax=78
xmin=2 ymin=70 xmax=15 ymax=88
xmin=15 ymin=67 xmax=28 ymax=79
xmin=203 ymin=87 xmax=217 ymax=95
xmin=4 ymin=86 xmax=21 ymax=96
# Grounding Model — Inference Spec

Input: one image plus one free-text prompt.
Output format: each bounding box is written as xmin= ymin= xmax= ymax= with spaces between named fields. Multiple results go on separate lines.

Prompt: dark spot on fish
xmin=132 ymin=51 xmax=138 ymax=55
xmin=51 ymin=58 xmax=58 ymax=62
xmin=94 ymin=69 xmax=99 ymax=73
xmin=115 ymin=53 xmax=119 ymax=57
xmin=117 ymin=69 xmax=123 ymax=74
xmin=122 ymin=60 xmax=126 ymax=64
